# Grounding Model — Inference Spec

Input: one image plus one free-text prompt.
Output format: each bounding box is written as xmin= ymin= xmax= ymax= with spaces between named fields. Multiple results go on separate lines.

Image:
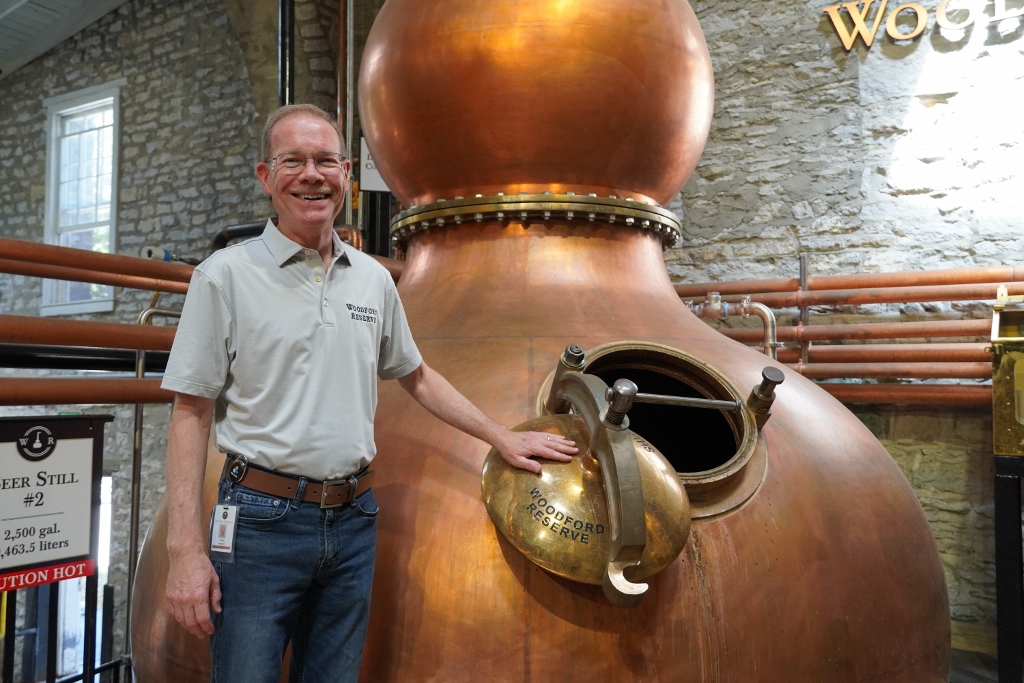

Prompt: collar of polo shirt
xmin=263 ymin=218 xmax=352 ymax=268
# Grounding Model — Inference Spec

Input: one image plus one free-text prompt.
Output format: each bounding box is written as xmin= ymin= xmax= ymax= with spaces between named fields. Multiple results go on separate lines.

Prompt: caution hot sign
xmin=0 ymin=416 xmax=110 ymax=588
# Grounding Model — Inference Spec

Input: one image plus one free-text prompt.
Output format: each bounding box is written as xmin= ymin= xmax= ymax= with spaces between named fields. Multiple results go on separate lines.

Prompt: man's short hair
xmin=261 ymin=104 xmax=347 ymax=161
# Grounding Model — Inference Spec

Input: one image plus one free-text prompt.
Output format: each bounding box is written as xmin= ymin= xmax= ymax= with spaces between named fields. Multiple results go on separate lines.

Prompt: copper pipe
xmin=688 ymin=293 xmax=778 ymax=359
xmin=0 ymin=236 xmax=403 ymax=287
xmin=775 ymin=343 xmax=992 ymax=363
xmin=721 ymin=319 xmax=990 ymax=343
xmin=0 ymin=378 xmax=173 ymax=405
xmin=0 ymin=315 xmax=175 ymax=351
xmin=727 ymin=282 xmax=1024 ymax=309
xmin=0 ymin=258 xmax=189 ymax=295
xmin=0 ymin=237 xmax=193 ymax=282
xmin=791 ymin=362 xmax=991 ymax=380
xmin=820 ymin=383 xmax=992 ymax=406
xmin=370 ymin=255 xmax=404 ymax=282
xmin=675 ymin=264 xmax=1024 ymax=298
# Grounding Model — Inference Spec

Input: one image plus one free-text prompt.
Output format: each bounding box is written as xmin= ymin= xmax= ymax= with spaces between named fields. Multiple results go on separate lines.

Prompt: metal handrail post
xmin=127 ymin=308 xmax=180 ymax=650
xmin=799 ymin=253 xmax=809 ymax=365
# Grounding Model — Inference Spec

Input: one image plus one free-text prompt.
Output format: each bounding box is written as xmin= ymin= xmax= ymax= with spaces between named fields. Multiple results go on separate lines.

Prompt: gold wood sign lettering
xmin=823 ymin=0 xmax=1024 ymax=50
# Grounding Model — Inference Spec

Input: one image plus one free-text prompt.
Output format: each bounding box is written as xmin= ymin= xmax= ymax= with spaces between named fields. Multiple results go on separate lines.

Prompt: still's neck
xmin=395 ymin=222 xmax=694 ymax=341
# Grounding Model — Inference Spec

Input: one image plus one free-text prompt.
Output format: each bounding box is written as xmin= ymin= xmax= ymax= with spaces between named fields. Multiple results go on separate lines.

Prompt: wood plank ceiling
xmin=0 ymin=0 xmax=129 ymax=82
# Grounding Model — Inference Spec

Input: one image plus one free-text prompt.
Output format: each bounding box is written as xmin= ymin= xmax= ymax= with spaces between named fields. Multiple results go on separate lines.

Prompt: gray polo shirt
xmin=162 ymin=219 xmax=422 ymax=480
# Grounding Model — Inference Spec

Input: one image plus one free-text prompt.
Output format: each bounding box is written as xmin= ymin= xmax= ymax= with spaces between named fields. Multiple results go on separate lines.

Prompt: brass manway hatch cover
xmin=482 ymin=413 xmax=690 ymax=600
xmin=482 ymin=342 xmax=778 ymax=606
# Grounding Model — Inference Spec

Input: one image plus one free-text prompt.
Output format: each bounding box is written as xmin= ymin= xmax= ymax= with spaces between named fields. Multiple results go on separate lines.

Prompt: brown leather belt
xmin=226 ymin=455 xmax=374 ymax=508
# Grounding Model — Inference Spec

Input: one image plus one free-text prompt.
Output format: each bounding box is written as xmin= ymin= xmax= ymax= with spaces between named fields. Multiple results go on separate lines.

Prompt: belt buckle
xmin=320 ymin=475 xmax=358 ymax=509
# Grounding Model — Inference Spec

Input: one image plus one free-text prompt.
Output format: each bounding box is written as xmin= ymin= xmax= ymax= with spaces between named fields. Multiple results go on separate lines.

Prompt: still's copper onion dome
xmin=130 ymin=0 xmax=950 ymax=680
xmin=358 ymin=0 xmax=714 ymax=207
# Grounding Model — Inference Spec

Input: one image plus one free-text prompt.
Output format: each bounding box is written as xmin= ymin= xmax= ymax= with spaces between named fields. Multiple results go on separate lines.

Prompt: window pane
xmin=99 ymin=173 xmax=112 ymax=204
xmin=59 ymin=226 xmax=109 ymax=251
xmin=63 ymin=116 xmax=83 ymax=135
xmin=61 ymin=136 xmax=78 ymax=167
xmin=60 ymin=162 xmax=79 ymax=183
xmin=59 ymin=180 xmax=76 ymax=211
xmin=49 ymin=98 xmax=115 ymax=308
xmin=79 ymin=176 xmax=97 ymax=209
xmin=81 ymin=159 xmax=98 ymax=181
xmin=81 ymin=130 xmax=98 ymax=162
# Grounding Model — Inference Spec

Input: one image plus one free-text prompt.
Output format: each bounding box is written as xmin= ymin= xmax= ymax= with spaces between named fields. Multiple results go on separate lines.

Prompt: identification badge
xmin=210 ymin=504 xmax=237 ymax=563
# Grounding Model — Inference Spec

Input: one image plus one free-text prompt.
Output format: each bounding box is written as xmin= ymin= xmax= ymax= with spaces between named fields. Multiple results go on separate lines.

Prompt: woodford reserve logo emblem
xmin=524 ymin=487 xmax=605 ymax=545
xmin=822 ymin=0 xmax=1024 ymax=50
xmin=16 ymin=426 xmax=56 ymax=461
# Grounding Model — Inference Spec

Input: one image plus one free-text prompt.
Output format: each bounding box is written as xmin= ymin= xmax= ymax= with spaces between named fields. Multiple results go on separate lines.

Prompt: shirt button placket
xmin=305 ymin=250 xmax=328 ymax=322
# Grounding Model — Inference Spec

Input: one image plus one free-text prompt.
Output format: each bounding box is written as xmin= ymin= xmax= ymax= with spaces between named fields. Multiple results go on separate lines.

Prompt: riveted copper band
xmin=389 ymin=193 xmax=683 ymax=249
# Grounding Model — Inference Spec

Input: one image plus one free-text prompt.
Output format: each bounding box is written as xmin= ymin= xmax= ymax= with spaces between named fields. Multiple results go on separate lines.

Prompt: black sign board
xmin=0 ymin=415 xmax=111 ymax=591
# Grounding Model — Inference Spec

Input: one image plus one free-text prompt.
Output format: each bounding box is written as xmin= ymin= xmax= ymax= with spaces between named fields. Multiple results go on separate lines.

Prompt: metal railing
xmin=2 ymin=581 xmax=130 ymax=683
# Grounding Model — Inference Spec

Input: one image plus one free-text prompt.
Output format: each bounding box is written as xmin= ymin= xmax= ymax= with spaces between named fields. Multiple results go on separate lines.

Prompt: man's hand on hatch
xmin=493 ymin=430 xmax=578 ymax=474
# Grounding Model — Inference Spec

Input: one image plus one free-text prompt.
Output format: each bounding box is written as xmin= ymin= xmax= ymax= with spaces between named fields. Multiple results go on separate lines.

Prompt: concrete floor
xmin=949 ymin=649 xmax=998 ymax=683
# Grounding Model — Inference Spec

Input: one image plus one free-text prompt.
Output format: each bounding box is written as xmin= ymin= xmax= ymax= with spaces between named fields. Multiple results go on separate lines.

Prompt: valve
xmin=747 ymin=366 xmax=785 ymax=429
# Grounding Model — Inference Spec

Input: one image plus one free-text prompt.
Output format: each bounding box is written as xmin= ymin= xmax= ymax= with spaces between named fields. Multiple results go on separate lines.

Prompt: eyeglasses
xmin=268 ymin=152 xmax=347 ymax=173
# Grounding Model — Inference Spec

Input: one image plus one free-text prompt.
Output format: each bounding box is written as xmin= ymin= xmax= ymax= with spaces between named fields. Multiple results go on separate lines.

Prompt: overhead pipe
xmin=775 ymin=342 xmax=991 ymax=364
xmin=721 ymin=282 xmax=1024 ymax=309
xmin=0 ymin=258 xmax=189 ymax=295
xmin=721 ymin=319 xmax=991 ymax=343
xmin=675 ymin=264 xmax=1024 ymax=299
xmin=0 ymin=314 xmax=175 ymax=351
xmin=0 ymin=237 xmax=192 ymax=282
xmin=791 ymin=362 xmax=991 ymax=380
xmin=0 ymin=378 xmax=173 ymax=406
xmin=0 ymin=232 xmax=400 ymax=289
xmin=819 ymin=383 xmax=992 ymax=407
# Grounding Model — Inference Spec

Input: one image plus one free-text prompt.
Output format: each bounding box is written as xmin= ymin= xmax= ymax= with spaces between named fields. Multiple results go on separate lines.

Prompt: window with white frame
xmin=42 ymin=79 xmax=125 ymax=315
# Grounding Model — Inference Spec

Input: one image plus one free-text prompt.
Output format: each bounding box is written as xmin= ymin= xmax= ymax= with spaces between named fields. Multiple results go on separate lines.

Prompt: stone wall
xmin=668 ymin=0 xmax=1024 ymax=661
xmin=671 ymin=0 xmax=1024 ymax=281
xmin=862 ymin=408 xmax=996 ymax=623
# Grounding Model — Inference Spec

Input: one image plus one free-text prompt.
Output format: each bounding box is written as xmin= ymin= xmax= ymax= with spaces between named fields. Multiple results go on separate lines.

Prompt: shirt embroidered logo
xmin=346 ymin=303 xmax=378 ymax=324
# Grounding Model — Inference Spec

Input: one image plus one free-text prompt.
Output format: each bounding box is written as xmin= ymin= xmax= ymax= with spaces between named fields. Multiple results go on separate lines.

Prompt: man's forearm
xmin=165 ymin=395 xmax=215 ymax=556
xmin=397 ymin=362 xmax=578 ymax=472
xmin=398 ymin=363 xmax=510 ymax=449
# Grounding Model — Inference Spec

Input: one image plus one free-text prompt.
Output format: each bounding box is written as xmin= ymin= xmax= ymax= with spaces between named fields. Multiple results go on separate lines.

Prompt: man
xmin=162 ymin=104 xmax=577 ymax=683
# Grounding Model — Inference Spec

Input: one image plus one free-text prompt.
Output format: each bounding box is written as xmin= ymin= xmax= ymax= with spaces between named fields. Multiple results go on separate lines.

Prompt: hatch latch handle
xmin=546 ymin=345 xmax=648 ymax=607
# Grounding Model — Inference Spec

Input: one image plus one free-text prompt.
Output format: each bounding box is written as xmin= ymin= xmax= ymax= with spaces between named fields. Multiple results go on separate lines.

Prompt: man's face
xmin=256 ymin=114 xmax=351 ymax=234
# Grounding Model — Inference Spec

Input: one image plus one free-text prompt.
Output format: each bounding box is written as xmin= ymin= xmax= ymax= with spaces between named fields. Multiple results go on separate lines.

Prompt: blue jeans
xmin=210 ymin=476 xmax=378 ymax=683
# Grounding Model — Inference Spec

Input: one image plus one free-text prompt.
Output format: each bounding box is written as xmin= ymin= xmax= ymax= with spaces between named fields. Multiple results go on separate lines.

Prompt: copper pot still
xmin=130 ymin=0 xmax=950 ymax=680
